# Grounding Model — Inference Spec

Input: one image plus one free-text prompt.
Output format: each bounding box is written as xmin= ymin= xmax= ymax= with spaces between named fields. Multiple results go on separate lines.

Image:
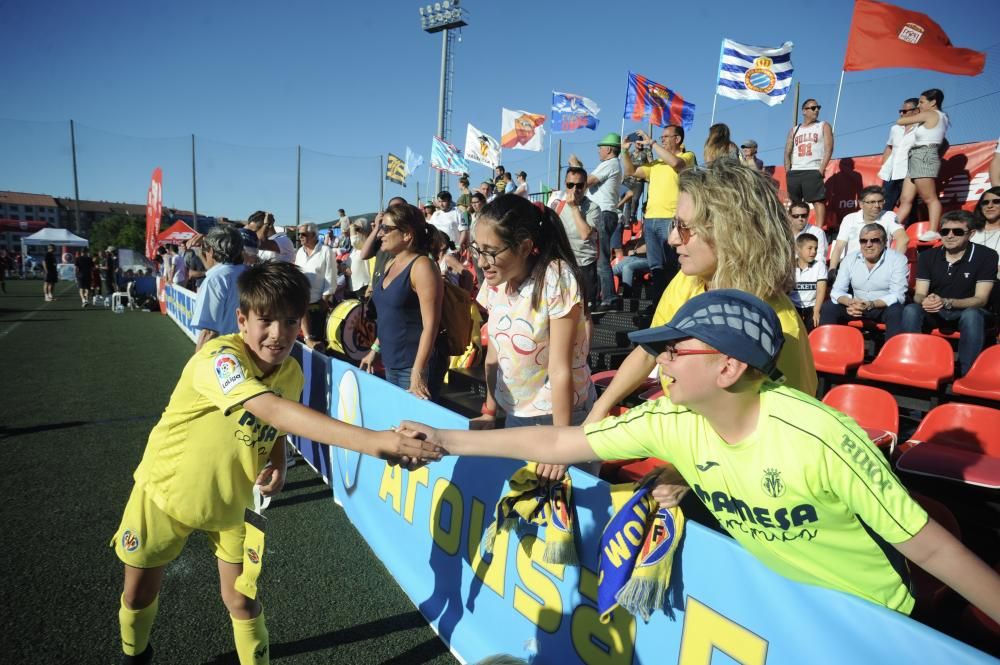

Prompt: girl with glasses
xmin=471 ymin=194 xmax=595 ymax=482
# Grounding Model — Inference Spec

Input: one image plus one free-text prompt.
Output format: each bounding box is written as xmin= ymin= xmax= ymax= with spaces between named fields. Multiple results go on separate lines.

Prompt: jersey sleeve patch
xmin=214 ymin=353 xmax=247 ymax=395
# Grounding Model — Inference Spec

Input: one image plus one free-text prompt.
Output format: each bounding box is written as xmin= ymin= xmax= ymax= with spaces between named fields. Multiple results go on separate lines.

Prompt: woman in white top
xmin=972 ymin=186 xmax=1000 ymax=256
xmin=514 ymin=171 xmax=529 ymax=198
xmin=895 ymin=88 xmax=949 ymax=241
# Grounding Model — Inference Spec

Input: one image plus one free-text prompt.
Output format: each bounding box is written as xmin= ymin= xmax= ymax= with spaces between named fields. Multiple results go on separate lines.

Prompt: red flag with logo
xmin=145 ymin=168 xmax=162 ymax=261
xmin=843 ymin=0 xmax=985 ymax=75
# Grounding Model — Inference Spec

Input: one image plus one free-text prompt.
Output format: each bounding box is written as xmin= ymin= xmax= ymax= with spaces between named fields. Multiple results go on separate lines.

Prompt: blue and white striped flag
xmin=716 ymin=39 xmax=794 ymax=106
xmin=430 ymin=136 xmax=468 ymax=176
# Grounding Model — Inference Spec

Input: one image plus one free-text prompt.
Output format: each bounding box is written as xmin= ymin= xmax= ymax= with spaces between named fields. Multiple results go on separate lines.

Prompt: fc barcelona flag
xmin=386 ymin=153 xmax=407 ymax=186
xmin=623 ymin=71 xmax=695 ymax=131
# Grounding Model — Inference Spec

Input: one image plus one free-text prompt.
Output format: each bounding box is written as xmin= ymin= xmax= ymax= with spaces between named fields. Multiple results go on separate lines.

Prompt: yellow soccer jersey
xmin=635 ymin=151 xmax=696 ymax=219
xmin=133 ymin=334 xmax=304 ymax=531
xmin=651 ymin=273 xmax=818 ymax=396
xmin=585 ymin=384 xmax=928 ymax=613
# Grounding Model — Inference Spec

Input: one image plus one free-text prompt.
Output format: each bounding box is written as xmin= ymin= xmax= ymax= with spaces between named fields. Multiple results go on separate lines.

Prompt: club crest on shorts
xmin=215 ymin=354 xmax=246 ymax=395
xmin=247 ymin=548 xmax=260 ymax=565
xmin=637 ymin=509 xmax=677 ymax=568
xmin=121 ymin=530 xmax=140 ymax=552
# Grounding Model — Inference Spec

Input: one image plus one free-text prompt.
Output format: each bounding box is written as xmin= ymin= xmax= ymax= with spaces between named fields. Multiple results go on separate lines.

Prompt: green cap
xmin=597 ymin=132 xmax=621 ymax=148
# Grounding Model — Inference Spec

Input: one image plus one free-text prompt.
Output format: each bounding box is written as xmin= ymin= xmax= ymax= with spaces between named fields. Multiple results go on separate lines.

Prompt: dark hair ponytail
xmin=479 ymin=194 xmax=586 ymax=314
xmin=921 ymin=88 xmax=944 ymax=109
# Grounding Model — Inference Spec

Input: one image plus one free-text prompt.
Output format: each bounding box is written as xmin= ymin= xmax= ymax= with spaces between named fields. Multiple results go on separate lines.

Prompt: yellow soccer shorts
xmin=111 ymin=483 xmax=246 ymax=568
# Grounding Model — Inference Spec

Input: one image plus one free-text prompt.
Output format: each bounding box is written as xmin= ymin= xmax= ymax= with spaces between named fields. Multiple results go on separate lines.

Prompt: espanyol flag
xmin=716 ymin=39 xmax=794 ymax=106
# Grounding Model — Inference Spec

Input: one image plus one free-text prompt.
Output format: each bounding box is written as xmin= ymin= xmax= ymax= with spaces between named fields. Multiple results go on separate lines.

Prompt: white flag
xmin=716 ymin=39 xmax=794 ymax=107
xmin=463 ymin=124 xmax=501 ymax=170
xmin=404 ymin=146 xmax=423 ymax=178
xmin=501 ymin=108 xmax=546 ymax=152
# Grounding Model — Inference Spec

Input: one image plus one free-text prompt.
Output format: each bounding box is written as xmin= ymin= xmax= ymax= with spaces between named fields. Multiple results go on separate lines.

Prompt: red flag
xmin=843 ymin=0 xmax=985 ymax=75
xmin=145 ymin=168 xmax=162 ymax=261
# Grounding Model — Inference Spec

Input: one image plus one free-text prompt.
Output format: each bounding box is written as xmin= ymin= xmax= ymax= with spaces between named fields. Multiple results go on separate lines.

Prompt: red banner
xmin=145 ymin=167 xmax=162 ymax=261
xmin=770 ymin=139 xmax=997 ymax=230
xmin=843 ymin=0 xmax=986 ymax=76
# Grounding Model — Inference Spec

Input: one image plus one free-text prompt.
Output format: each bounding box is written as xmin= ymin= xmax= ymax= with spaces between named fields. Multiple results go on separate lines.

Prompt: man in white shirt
xmin=879 ymin=98 xmax=919 ymax=212
xmin=247 ymin=210 xmax=295 ymax=263
xmin=829 ymin=186 xmax=909 ymax=272
xmin=430 ymin=191 xmax=469 ymax=252
xmin=570 ymin=132 xmax=623 ymax=309
xmin=294 ymin=222 xmax=338 ymax=352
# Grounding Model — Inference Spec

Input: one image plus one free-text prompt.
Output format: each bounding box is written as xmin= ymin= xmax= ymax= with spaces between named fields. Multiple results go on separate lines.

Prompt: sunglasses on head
xmin=564 ymin=181 xmax=586 ymax=190
xmin=940 ymin=227 xmax=967 ymax=237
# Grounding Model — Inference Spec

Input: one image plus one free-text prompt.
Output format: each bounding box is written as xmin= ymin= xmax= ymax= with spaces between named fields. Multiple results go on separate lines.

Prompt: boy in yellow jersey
xmin=401 ymin=290 xmax=1000 ymax=624
xmin=112 ymin=261 xmax=439 ymax=665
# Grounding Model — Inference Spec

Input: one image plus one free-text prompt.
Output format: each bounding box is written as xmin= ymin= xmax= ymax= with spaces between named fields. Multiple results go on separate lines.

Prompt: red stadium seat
xmin=906 ymin=221 xmax=943 ymax=249
xmin=809 ymin=325 xmax=865 ymax=375
xmin=930 ymin=328 xmax=961 ymax=340
xmin=639 ymin=386 xmax=664 ymax=401
xmin=857 ymin=333 xmax=954 ymax=391
xmin=590 ymin=370 xmax=659 ymax=395
xmin=847 ymin=319 xmax=887 ymax=332
xmin=599 ymin=456 xmax=668 ymax=484
xmin=952 ymin=346 xmax=1000 ymax=402
xmin=894 ymin=403 xmax=1000 ymax=488
xmin=822 ymin=384 xmax=898 ymax=451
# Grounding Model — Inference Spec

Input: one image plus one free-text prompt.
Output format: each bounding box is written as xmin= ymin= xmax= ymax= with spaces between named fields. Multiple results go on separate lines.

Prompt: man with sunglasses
xmin=902 ymin=210 xmax=997 ymax=376
xmin=551 ymin=166 xmax=600 ymax=310
xmin=820 ymin=223 xmax=907 ymax=337
xmin=878 ymin=98 xmax=919 ymax=212
xmin=788 ymin=201 xmax=828 ymax=264
xmin=829 ymin=186 xmax=908 ymax=273
xmin=784 ymin=99 xmax=833 ymax=231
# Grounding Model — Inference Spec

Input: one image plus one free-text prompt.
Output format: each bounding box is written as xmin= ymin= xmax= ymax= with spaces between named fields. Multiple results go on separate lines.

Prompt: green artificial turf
xmin=0 ymin=279 xmax=458 ymax=664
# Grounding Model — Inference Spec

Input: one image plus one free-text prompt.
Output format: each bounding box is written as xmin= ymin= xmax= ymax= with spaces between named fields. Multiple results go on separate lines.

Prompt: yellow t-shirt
xmin=585 ymin=384 xmax=928 ymax=613
xmin=133 ymin=334 xmax=304 ymax=531
xmin=651 ymin=272 xmax=818 ymax=396
xmin=636 ymin=150 xmax=696 ymax=219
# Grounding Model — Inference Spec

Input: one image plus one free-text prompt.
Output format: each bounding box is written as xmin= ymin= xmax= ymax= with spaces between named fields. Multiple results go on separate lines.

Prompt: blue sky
xmin=2 ymin=0 xmax=998 ymax=226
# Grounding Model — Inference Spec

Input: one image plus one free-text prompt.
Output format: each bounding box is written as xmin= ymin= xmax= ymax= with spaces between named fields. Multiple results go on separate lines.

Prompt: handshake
xmin=380 ymin=421 xmax=447 ymax=470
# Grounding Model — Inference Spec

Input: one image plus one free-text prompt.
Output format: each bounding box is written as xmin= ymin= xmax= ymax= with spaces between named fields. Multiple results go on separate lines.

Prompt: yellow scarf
xmin=484 ymin=462 xmax=577 ymax=565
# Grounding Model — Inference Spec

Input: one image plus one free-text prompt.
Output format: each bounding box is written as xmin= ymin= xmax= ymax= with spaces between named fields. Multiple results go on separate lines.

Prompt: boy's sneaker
xmin=918 ymin=230 xmax=941 ymax=242
xmin=120 ymin=644 xmax=153 ymax=664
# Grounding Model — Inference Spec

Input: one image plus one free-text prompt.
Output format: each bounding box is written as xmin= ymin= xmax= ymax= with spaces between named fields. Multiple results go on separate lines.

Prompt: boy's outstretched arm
xmin=399 ymin=421 xmax=597 ymax=465
xmin=894 ymin=518 xmax=1000 ymax=624
xmin=245 ymin=393 xmax=443 ymax=464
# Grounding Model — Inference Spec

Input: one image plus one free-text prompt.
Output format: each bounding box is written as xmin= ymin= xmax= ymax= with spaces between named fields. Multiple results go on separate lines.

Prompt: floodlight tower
xmin=418 ymin=1 xmax=467 ymax=194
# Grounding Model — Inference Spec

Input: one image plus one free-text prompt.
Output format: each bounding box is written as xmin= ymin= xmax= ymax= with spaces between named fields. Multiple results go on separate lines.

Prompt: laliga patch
xmin=121 ymin=530 xmax=140 ymax=552
xmin=214 ymin=354 xmax=246 ymax=395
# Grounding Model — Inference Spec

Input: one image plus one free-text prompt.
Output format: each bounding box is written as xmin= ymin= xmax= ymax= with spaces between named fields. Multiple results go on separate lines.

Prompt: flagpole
xmin=710 ymin=38 xmax=724 ymax=126
xmin=379 ymin=155 xmax=385 ymax=210
xmin=546 ymin=131 xmax=553 ymax=189
xmin=710 ymin=94 xmax=718 ymax=127
xmin=832 ymin=70 xmax=845 ymax=133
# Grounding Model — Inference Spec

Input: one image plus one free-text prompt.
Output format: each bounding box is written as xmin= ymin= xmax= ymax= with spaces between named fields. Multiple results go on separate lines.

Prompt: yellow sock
xmin=232 ymin=609 xmax=269 ymax=665
xmin=119 ymin=593 xmax=158 ymax=656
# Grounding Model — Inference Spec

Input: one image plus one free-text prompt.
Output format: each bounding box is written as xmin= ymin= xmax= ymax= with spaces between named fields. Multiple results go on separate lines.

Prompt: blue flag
xmin=430 ymin=136 xmax=468 ymax=176
xmin=551 ymin=91 xmax=600 ymax=133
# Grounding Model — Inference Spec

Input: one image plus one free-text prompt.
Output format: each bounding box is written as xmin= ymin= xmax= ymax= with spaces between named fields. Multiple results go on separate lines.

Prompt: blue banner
xmin=164 ymin=283 xmax=197 ymax=342
xmin=323 ymin=357 xmax=995 ymax=664
xmin=287 ymin=343 xmax=335 ymax=486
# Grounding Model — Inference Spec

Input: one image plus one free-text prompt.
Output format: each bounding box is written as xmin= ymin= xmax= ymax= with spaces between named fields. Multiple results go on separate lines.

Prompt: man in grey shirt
xmin=570 ymin=133 xmax=622 ymax=309
xmin=551 ymin=166 xmax=599 ymax=311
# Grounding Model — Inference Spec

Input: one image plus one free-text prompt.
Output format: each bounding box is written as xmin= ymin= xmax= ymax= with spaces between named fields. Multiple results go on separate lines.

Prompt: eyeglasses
xmin=674 ymin=221 xmax=695 ymax=244
xmin=804 ymin=105 xmax=821 ymax=111
xmin=940 ymin=227 xmax=967 ymax=237
xmin=859 ymin=238 xmax=884 ymax=245
xmin=660 ymin=343 xmax=722 ymax=362
xmin=564 ymin=181 xmax=586 ymax=190
xmin=469 ymin=243 xmax=513 ymax=266
xmin=981 ymin=198 xmax=1000 ymax=207
xmin=861 ymin=199 xmax=885 ymax=205
xmin=790 ymin=213 xmax=809 ymax=219
xmin=377 ymin=224 xmax=399 ymax=235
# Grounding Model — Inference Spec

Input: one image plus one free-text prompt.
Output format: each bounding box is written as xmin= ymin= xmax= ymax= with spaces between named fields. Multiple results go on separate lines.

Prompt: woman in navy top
xmin=361 ymin=203 xmax=447 ymax=399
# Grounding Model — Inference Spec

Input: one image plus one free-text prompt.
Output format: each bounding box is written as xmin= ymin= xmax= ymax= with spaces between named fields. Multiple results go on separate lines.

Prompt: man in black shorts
xmin=784 ymin=99 xmax=834 ymax=230
xmin=43 ymin=244 xmax=58 ymax=302
xmin=74 ymin=247 xmax=95 ymax=307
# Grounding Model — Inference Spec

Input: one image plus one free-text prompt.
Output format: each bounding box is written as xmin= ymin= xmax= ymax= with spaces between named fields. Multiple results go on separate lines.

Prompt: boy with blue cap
xmin=401 ymin=289 xmax=1000 ymax=622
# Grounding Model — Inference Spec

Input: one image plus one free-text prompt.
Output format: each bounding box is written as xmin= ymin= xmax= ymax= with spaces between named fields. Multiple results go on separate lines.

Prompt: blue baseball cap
xmin=628 ymin=290 xmax=784 ymax=379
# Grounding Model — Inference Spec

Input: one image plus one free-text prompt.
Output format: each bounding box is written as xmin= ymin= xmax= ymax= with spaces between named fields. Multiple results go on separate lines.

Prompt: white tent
xmin=21 ymin=227 xmax=88 ymax=251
